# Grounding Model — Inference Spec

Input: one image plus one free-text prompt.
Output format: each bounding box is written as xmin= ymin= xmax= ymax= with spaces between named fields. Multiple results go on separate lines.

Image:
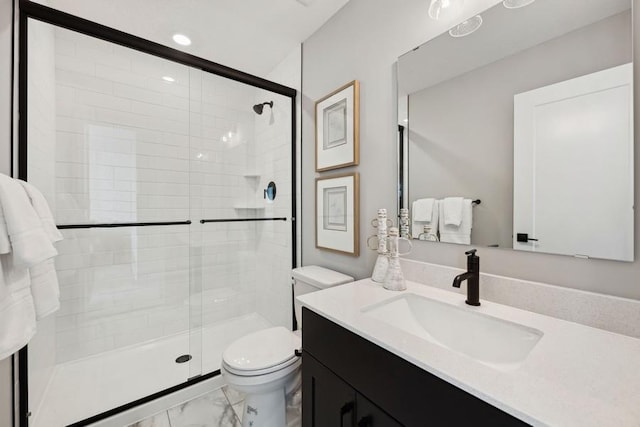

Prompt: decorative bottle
xmin=399 ymin=208 xmax=410 ymax=240
xmin=383 ymin=227 xmax=412 ymax=291
xmin=369 ymin=209 xmax=391 ymax=283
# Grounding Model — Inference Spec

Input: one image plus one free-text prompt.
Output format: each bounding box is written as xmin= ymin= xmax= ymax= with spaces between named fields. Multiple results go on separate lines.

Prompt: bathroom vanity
xmin=302 ymin=308 xmax=525 ymax=426
xmin=298 ymin=280 xmax=640 ymax=426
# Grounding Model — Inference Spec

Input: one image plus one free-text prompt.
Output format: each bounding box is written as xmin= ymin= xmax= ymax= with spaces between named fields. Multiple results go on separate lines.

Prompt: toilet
xmin=221 ymin=266 xmax=353 ymax=427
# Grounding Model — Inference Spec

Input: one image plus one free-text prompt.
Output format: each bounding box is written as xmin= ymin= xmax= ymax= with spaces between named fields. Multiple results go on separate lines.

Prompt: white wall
xmin=302 ymin=0 xmax=640 ymax=300
xmin=1 ymin=0 xmax=14 ymax=424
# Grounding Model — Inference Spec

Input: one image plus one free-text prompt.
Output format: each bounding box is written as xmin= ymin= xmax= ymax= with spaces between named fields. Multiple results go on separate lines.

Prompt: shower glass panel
xmin=190 ymin=72 xmax=294 ymax=374
xmin=25 ymin=20 xmax=197 ymax=426
xmin=24 ymin=14 xmax=294 ymax=427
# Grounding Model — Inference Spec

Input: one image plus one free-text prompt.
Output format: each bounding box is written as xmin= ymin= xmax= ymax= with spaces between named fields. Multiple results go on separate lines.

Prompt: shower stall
xmin=18 ymin=3 xmax=296 ymax=426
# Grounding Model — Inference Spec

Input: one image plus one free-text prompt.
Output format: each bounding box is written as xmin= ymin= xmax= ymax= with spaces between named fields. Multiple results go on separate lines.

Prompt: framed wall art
xmin=315 ymin=80 xmax=360 ymax=171
xmin=316 ymin=173 xmax=360 ymax=256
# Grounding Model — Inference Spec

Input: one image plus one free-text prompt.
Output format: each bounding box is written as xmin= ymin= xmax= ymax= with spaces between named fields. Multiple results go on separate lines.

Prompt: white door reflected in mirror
xmin=513 ymin=64 xmax=634 ymax=261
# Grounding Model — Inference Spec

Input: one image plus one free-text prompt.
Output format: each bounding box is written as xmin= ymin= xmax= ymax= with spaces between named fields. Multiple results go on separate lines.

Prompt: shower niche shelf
xmin=234 ymin=205 xmax=265 ymax=210
xmin=243 ymin=172 xmax=261 ymax=179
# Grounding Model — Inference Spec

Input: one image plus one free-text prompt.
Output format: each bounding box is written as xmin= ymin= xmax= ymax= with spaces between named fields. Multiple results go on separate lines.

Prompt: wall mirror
xmin=398 ymin=0 xmax=634 ymax=261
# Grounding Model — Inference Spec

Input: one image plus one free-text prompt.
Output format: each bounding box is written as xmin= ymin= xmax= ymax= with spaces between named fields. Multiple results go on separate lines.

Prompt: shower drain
xmin=175 ymin=354 xmax=192 ymax=363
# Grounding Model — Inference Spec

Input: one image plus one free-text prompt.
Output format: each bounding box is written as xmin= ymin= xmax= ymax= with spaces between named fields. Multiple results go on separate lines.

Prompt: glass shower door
xmin=23 ymin=11 xmax=296 ymax=426
xmin=190 ymin=71 xmax=294 ymax=376
xmin=26 ymin=20 xmax=197 ymax=426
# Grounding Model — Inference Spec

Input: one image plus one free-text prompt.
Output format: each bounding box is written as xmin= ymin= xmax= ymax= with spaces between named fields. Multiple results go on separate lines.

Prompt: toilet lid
xmin=222 ymin=327 xmax=301 ymax=373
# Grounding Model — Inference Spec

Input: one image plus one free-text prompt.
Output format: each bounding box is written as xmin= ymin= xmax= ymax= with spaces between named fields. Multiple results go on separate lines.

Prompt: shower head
xmin=253 ymin=101 xmax=273 ymax=115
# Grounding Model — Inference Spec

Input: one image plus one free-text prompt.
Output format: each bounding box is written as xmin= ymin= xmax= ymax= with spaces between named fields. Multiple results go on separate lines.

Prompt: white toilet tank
xmin=292 ymin=266 xmax=353 ymax=330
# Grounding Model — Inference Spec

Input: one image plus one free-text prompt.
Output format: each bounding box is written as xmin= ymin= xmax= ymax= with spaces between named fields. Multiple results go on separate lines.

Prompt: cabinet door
xmin=356 ymin=393 xmax=402 ymax=427
xmin=303 ymin=354 xmax=356 ymax=427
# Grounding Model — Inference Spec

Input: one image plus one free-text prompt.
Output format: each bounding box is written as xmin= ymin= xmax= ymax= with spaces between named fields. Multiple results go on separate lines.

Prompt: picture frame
xmin=316 ymin=173 xmax=360 ymax=256
xmin=315 ymin=80 xmax=360 ymax=171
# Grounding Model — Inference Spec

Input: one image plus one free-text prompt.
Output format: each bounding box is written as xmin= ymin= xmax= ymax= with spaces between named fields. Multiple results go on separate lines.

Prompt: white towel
xmin=19 ymin=181 xmax=63 ymax=244
xmin=0 ymin=174 xmax=62 ymax=360
xmin=18 ymin=181 xmax=63 ymax=319
xmin=439 ymin=199 xmax=473 ymax=245
xmin=413 ymin=198 xmax=435 ymax=221
xmin=443 ymin=197 xmax=464 ymax=226
xmin=412 ymin=199 xmax=439 ymax=239
xmin=0 ymin=254 xmax=36 ymax=360
xmin=0 ymin=202 xmax=10 ymax=254
xmin=0 ymin=174 xmax=57 ymax=268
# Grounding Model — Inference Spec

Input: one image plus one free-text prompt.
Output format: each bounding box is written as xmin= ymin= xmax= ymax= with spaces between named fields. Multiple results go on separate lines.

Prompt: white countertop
xmin=297 ymin=279 xmax=640 ymax=426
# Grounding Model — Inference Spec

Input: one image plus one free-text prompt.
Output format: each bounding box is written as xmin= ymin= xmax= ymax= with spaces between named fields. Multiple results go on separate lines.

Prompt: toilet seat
xmin=222 ymin=327 xmax=301 ymax=377
xmin=222 ymin=355 xmax=299 ymax=377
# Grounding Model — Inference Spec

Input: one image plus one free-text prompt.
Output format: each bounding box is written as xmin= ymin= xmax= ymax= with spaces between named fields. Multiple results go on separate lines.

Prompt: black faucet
xmin=452 ymin=249 xmax=480 ymax=306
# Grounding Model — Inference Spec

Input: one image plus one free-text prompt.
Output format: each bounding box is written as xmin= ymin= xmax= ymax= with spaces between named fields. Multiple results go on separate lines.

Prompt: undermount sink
xmin=362 ymin=293 xmax=543 ymax=370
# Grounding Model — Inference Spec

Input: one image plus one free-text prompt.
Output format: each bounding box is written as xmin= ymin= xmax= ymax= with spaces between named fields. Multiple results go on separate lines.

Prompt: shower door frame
xmin=14 ymin=1 xmax=298 ymax=425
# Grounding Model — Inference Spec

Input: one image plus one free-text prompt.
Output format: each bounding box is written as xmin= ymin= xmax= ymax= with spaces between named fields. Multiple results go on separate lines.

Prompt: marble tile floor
xmin=130 ymin=385 xmax=302 ymax=427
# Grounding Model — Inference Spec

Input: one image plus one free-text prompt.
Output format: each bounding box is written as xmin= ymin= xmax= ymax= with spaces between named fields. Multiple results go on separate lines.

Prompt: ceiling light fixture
xmin=172 ymin=34 xmax=192 ymax=46
xmin=428 ymin=0 xmax=452 ymax=20
xmin=503 ymin=0 xmax=536 ymax=9
xmin=449 ymin=15 xmax=483 ymax=38
xmin=162 ymin=76 xmax=175 ymax=82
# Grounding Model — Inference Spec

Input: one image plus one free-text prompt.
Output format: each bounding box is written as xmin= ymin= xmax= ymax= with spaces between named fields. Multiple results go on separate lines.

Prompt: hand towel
xmin=412 ymin=199 xmax=439 ymax=239
xmin=443 ymin=197 xmax=464 ymax=226
xmin=17 ymin=181 xmax=62 ymax=320
xmin=0 ymin=175 xmax=63 ymax=359
xmin=0 ymin=203 xmax=9 ymax=254
xmin=439 ymin=199 xmax=473 ymax=245
xmin=19 ymin=181 xmax=63 ymax=243
xmin=0 ymin=253 xmax=36 ymax=360
xmin=0 ymin=174 xmax=57 ymax=268
xmin=413 ymin=198 xmax=435 ymax=221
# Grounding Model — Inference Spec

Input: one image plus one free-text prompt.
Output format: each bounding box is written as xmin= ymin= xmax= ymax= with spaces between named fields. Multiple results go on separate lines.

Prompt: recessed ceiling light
xmin=162 ymin=76 xmax=175 ymax=82
xmin=172 ymin=34 xmax=191 ymax=46
xmin=503 ymin=0 xmax=536 ymax=9
xmin=449 ymin=15 xmax=483 ymax=38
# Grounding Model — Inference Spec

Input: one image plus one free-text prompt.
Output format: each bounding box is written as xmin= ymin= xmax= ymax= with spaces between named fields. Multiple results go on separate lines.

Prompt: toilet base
xmin=241 ymin=388 xmax=286 ymax=427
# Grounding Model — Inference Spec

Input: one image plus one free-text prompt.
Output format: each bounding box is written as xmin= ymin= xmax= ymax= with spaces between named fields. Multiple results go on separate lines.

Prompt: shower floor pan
xmin=31 ymin=312 xmax=273 ymax=427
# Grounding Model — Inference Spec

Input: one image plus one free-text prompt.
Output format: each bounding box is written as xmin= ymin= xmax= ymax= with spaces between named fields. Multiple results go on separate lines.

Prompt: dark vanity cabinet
xmin=302 ymin=308 xmax=529 ymax=427
xmin=304 ymin=353 xmax=401 ymax=427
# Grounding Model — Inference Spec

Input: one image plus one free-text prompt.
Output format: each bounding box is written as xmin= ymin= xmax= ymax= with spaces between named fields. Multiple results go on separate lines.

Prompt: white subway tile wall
xmin=51 ymin=23 xmax=194 ymax=360
xmin=54 ymin=27 xmax=191 ymax=224
xmin=253 ymin=91 xmax=293 ymax=329
xmin=54 ymin=226 xmax=191 ymax=362
xmin=26 ymin=25 xmax=294 ymax=365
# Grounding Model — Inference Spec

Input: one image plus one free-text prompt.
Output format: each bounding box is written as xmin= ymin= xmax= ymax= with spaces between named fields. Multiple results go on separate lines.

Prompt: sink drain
xmin=175 ymin=354 xmax=192 ymax=363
